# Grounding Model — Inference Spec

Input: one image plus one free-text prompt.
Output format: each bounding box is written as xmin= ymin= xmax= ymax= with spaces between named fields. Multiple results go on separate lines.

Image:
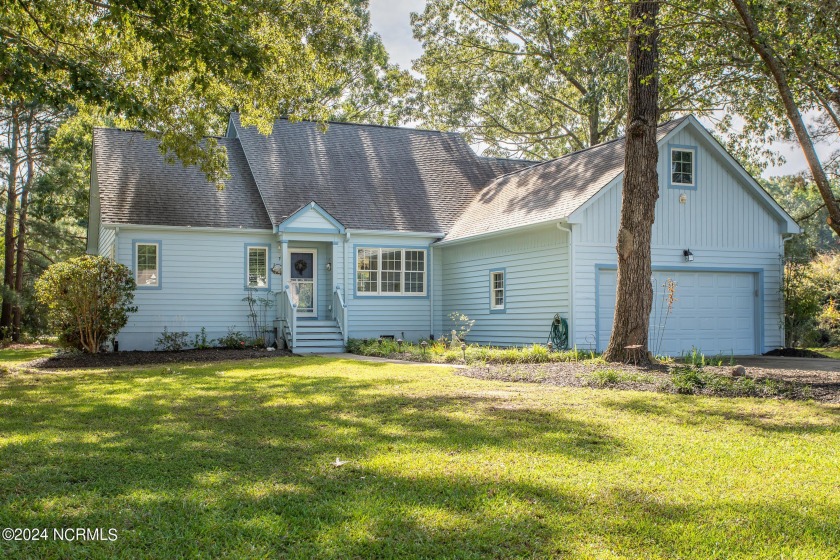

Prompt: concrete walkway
xmin=317 ymin=352 xmax=466 ymax=369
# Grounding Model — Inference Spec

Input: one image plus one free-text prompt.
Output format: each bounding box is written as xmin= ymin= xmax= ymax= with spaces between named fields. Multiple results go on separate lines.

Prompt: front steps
xmin=291 ymin=320 xmax=345 ymax=354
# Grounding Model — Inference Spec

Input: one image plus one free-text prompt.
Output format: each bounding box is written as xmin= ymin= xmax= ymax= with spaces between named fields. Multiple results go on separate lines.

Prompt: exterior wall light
xmin=683 ymin=249 xmax=694 ymax=262
xmin=271 ymin=263 xmax=283 ymax=275
xmin=326 ymin=261 xmax=332 ymax=272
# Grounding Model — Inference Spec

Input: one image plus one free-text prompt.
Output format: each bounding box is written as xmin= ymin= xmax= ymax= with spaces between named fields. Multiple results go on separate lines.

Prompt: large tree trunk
xmin=602 ymin=0 xmax=660 ymax=364
xmin=12 ymin=115 xmax=33 ymax=341
xmin=1 ymin=107 xmax=20 ymax=338
xmin=731 ymin=0 xmax=840 ymax=238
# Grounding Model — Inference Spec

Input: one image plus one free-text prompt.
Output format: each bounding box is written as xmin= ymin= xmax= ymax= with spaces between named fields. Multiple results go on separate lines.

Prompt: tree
xmin=412 ymin=0 xmax=719 ymax=159
xmin=35 ymin=255 xmax=137 ymax=353
xmin=602 ymin=0 xmax=661 ymax=364
xmin=2 ymin=0 xmax=410 ymax=183
xmin=726 ymin=0 xmax=840 ymax=238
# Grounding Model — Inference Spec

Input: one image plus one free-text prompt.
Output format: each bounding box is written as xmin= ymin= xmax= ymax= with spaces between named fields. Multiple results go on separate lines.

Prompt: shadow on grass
xmin=0 ymin=359 xmax=838 ymax=558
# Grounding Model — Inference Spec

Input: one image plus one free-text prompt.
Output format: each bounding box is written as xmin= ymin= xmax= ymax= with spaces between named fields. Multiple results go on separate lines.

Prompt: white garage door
xmin=597 ymin=269 xmax=758 ymax=356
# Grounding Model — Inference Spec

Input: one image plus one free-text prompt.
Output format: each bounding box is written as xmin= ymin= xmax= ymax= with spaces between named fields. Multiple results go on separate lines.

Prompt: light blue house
xmin=87 ymin=115 xmax=799 ymax=355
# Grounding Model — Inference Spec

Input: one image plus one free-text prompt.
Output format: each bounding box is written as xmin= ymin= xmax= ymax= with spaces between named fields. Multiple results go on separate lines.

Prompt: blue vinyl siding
xmin=345 ymin=233 xmax=438 ymax=341
xmin=439 ymin=225 xmax=569 ymax=346
xmin=98 ymin=227 xmax=116 ymax=257
xmin=570 ymin=124 xmax=785 ymax=353
xmin=115 ymin=228 xmax=276 ymax=350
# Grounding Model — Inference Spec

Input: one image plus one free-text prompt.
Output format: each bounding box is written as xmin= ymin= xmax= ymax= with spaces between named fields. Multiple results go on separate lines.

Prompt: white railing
xmin=333 ymin=287 xmax=348 ymax=344
xmin=279 ymin=286 xmax=297 ymax=349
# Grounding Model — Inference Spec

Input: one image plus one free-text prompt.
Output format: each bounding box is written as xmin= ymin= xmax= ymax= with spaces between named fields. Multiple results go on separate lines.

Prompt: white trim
xmin=490 ymin=270 xmax=505 ymax=310
xmin=135 ymin=242 xmax=160 ymax=287
xmin=355 ymin=247 xmax=428 ymax=297
xmin=289 ymin=249 xmax=318 ymax=317
xmin=102 ymin=223 xmax=272 ymax=234
xmin=670 ymin=146 xmax=696 ymax=187
xmin=247 ymin=246 xmax=269 ymax=289
xmin=437 ymin=219 xmax=565 ymax=246
xmin=347 ymin=229 xmax=444 ymax=238
xmin=557 ymin=223 xmax=575 ymax=344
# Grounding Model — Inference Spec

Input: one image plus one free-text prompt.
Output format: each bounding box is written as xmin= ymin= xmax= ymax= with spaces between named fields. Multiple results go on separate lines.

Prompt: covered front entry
xmin=597 ymin=268 xmax=760 ymax=356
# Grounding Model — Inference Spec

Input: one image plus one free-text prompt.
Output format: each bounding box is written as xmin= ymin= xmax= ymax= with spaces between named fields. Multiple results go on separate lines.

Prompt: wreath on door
xmin=294 ymin=258 xmax=308 ymax=276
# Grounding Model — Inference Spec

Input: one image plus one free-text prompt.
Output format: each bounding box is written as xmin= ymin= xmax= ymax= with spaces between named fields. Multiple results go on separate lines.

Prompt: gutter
xmin=101 ymin=223 xmax=273 ymax=235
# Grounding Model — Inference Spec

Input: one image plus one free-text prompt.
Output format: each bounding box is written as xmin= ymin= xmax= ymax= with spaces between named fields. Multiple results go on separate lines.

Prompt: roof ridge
xmin=231 ymin=112 xmax=463 ymax=137
xmin=93 ymin=127 xmax=227 ymax=140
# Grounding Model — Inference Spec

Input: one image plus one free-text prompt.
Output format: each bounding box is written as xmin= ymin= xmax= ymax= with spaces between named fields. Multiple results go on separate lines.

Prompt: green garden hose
xmin=548 ymin=314 xmax=569 ymax=350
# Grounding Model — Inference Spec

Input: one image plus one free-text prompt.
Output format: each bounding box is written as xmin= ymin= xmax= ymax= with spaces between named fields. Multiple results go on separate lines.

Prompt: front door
xmin=289 ymin=250 xmax=317 ymax=317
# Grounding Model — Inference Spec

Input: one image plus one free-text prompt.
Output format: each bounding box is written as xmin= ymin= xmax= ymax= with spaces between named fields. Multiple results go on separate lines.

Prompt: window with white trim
xmin=247 ymin=247 xmax=268 ymax=288
xmin=490 ymin=270 xmax=505 ymax=309
xmin=356 ymin=248 xmax=426 ymax=295
xmin=136 ymin=243 xmax=159 ymax=287
xmin=671 ymin=148 xmax=695 ymax=186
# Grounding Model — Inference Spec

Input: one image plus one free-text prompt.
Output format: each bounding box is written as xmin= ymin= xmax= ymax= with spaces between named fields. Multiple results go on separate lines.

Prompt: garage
xmin=597 ymin=268 xmax=759 ymax=356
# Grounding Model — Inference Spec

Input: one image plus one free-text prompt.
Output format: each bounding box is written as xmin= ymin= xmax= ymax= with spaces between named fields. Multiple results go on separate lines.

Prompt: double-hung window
xmin=247 ymin=246 xmax=268 ymax=289
xmin=490 ymin=270 xmax=505 ymax=310
xmin=356 ymin=248 xmax=426 ymax=295
xmin=135 ymin=242 xmax=160 ymax=287
xmin=671 ymin=148 xmax=695 ymax=186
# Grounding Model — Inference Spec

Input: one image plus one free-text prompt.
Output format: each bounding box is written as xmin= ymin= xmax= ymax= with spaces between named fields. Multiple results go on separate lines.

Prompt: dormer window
xmin=671 ymin=148 xmax=695 ymax=187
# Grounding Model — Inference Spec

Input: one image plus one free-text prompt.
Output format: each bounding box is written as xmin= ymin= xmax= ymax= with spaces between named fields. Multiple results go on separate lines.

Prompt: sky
xmin=368 ymin=0 xmax=836 ymax=178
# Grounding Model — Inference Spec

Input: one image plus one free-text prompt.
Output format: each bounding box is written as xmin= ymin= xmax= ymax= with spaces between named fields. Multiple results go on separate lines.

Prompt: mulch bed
xmin=763 ymin=348 xmax=830 ymax=358
xmin=458 ymin=361 xmax=840 ymax=403
xmin=27 ymin=347 xmax=293 ymax=370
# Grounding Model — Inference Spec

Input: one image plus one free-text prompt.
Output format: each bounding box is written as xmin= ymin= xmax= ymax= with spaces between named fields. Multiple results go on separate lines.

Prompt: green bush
xmin=156 ymin=328 xmax=190 ymax=352
xmin=346 ymin=338 xmax=598 ymax=365
xmin=218 ymin=328 xmax=249 ymax=349
xmin=783 ymin=253 xmax=840 ymax=347
xmin=34 ymin=255 xmax=137 ymax=353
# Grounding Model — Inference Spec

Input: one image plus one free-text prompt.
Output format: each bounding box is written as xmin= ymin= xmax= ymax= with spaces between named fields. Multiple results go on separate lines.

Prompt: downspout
xmin=114 ymin=227 xmax=120 ymax=262
xmin=557 ymin=223 xmax=574 ymax=348
xmin=429 ymin=246 xmax=434 ymax=340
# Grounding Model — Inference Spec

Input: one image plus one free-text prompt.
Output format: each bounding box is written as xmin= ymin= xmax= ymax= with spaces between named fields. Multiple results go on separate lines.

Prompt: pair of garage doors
xmin=597 ymin=269 xmax=759 ymax=356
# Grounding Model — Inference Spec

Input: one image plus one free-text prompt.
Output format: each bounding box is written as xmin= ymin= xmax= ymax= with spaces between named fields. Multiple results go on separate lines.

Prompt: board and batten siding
xmin=98 ymin=227 xmax=116 ymax=258
xmin=439 ymin=224 xmax=570 ymax=346
xmin=115 ymin=228 xmax=277 ymax=350
xmin=345 ymin=232 xmax=438 ymax=341
xmin=570 ymin=125 xmax=785 ymax=353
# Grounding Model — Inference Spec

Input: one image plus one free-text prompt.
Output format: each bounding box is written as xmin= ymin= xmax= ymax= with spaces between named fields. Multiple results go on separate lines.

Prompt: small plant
xmin=584 ymin=369 xmax=655 ymax=387
xmin=243 ymin=289 xmax=275 ymax=347
xmin=448 ymin=312 xmax=475 ymax=342
xmin=684 ymin=347 xmax=707 ymax=368
xmin=218 ymin=328 xmax=249 ymax=349
xmin=651 ymin=277 xmax=677 ymax=356
xmin=156 ymin=327 xmax=190 ymax=351
xmin=193 ymin=327 xmax=214 ymax=349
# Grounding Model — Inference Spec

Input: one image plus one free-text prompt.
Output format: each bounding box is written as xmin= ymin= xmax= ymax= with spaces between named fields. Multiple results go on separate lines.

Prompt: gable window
xmin=356 ymin=248 xmax=426 ymax=296
xmin=135 ymin=242 xmax=159 ymax=287
xmin=247 ymin=246 xmax=269 ymax=289
xmin=671 ymin=148 xmax=695 ymax=186
xmin=490 ymin=270 xmax=505 ymax=311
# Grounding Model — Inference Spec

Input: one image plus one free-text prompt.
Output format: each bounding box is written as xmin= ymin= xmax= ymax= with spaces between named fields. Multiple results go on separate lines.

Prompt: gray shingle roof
xmin=231 ymin=115 xmax=520 ymax=233
xmin=93 ymin=128 xmax=272 ymax=229
xmin=444 ymin=117 xmax=688 ymax=241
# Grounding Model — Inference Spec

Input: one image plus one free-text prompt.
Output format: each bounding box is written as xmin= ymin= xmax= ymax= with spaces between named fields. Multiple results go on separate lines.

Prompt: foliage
xmin=193 ymin=327 xmax=214 ymax=350
xmin=782 ymin=253 xmax=840 ymax=347
xmin=217 ymin=328 xmax=250 ymax=350
xmin=155 ymin=328 xmax=190 ymax=352
xmin=447 ymin=311 xmax=475 ymax=342
xmin=583 ymin=369 xmax=654 ymax=387
xmin=669 ymin=366 xmax=810 ymax=399
xmin=1 ymin=1 xmax=412 ymax=184
xmin=34 ymin=255 xmax=136 ymax=353
xmin=1 ymin=348 xmax=838 ymax=557
xmin=762 ymin=176 xmax=840 ymax=257
xmin=348 ymin=338 xmax=594 ymax=365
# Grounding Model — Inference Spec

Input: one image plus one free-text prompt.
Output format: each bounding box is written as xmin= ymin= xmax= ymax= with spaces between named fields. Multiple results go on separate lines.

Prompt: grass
xmin=583 ymin=368 xmax=655 ymax=387
xmin=810 ymin=347 xmax=840 ymax=359
xmin=0 ymin=347 xmax=838 ymax=558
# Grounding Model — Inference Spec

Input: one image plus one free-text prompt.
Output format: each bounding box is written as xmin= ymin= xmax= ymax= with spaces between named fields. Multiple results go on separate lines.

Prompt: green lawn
xmin=0 ymin=348 xmax=838 ymax=559
xmin=812 ymin=347 xmax=840 ymax=359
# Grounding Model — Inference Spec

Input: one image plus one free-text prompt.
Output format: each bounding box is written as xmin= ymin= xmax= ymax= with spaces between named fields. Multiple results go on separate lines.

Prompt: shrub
xmin=34 ymin=255 xmax=137 ymax=353
xmin=218 ymin=328 xmax=249 ymax=349
xmin=156 ymin=328 xmax=190 ymax=351
xmin=193 ymin=327 xmax=214 ymax=349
